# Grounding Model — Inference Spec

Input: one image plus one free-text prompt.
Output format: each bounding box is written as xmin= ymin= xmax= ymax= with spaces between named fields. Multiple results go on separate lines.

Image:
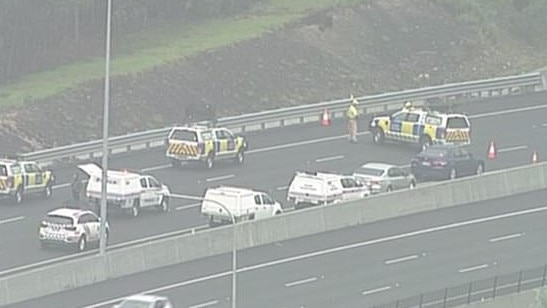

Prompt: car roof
xmin=122 ymin=294 xmax=167 ymax=302
xmin=424 ymin=144 xmax=465 ymax=151
xmin=46 ymin=208 xmax=90 ymax=219
xmin=357 ymin=162 xmax=396 ymax=170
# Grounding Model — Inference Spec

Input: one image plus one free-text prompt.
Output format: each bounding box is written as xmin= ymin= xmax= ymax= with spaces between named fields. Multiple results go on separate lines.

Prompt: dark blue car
xmin=411 ymin=144 xmax=485 ymax=181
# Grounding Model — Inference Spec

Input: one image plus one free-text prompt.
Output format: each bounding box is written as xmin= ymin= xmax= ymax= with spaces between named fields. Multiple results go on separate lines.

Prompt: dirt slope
xmin=0 ymin=0 xmax=539 ymax=153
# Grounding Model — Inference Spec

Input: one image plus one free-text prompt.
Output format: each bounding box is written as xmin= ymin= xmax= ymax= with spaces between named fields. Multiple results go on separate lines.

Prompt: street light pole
xmin=99 ymin=0 xmax=113 ymax=256
xmin=202 ymin=198 xmax=237 ymax=308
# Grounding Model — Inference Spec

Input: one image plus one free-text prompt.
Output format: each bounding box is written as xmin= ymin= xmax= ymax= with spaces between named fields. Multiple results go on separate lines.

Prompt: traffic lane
xmin=5 ymin=193 xmax=545 ymax=306
xmin=0 ymin=198 xmax=209 ymax=273
xmin=43 ymin=90 xmax=547 ymax=187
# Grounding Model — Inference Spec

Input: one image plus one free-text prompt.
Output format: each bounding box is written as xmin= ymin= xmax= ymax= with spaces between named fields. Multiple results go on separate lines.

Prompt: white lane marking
xmin=206 ymin=174 xmax=235 ymax=182
xmin=170 ymin=193 xmax=203 ymax=201
xmin=141 ymin=164 xmax=171 ymax=172
xmin=362 ymin=285 xmax=393 ymax=296
xmin=284 ymin=276 xmax=318 ymax=287
xmin=176 ymin=203 xmax=201 ymax=211
xmin=498 ymin=145 xmax=528 ymax=153
xmin=459 ymin=263 xmax=490 ymax=273
xmin=0 ymin=216 xmax=25 ymax=225
xmin=384 ymin=254 xmax=420 ymax=265
xmin=542 ymin=123 xmax=547 ymax=127
xmin=189 ymin=300 xmax=219 ymax=308
xmin=52 ymin=183 xmax=70 ymax=189
xmin=82 ymin=206 xmax=547 ymax=308
xmin=276 ymin=186 xmax=288 ymax=191
xmin=470 ymin=103 xmax=547 ymax=119
xmin=489 ymin=232 xmax=524 ymax=243
xmin=315 ymin=155 xmax=344 ymax=163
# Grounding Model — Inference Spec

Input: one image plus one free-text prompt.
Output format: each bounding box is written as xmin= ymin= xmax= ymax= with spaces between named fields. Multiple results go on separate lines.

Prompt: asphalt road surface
xmin=0 ymin=91 xmax=547 ymax=275
xmin=8 ymin=189 xmax=547 ymax=308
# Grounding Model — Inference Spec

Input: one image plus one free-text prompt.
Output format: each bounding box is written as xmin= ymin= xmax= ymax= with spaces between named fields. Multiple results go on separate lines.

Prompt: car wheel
xmin=159 ymin=196 xmax=169 ymax=212
xmin=44 ymin=184 xmax=53 ymax=199
xmin=476 ymin=164 xmax=484 ymax=176
xmin=419 ymin=136 xmax=432 ymax=152
xmin=14 ymin=188 xmax=23 ymax=204
xmin=449 ymin=168 xmax=457 ymax=180
xmin=372 ymin=129 xmax=385 ymax=144
xmin=234 ymin=150 xmax=244 ymax=165
xmin=131 ymin=200 xmax=140 ymax=217
xmin=77 ymin=235 xmax=87 ymax=252
xmin=205 ymin=153 xmax=215 ymax=169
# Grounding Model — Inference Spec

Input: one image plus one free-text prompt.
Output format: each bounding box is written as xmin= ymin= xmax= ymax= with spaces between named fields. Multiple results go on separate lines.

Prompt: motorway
xmin=0 ymin=91 xmax=547 ymax=275
xmin=8 ymin=189 xmax=547 ymax=308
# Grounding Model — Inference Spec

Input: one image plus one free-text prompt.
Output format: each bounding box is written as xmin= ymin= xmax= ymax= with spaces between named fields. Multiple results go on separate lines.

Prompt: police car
xmin=38 ymin=208 xmax=109 ymax=251
xmin=166 ymin=125 xmax=248 ymax=169
xmin=368 ymin=106 xmax=471 ymax=151
xmin=0 ymin=158 xmax=55 ymax=204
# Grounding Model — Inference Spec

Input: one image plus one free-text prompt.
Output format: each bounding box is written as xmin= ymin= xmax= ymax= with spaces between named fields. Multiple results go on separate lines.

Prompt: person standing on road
xmin=346 ymin=95 xmax=359 ymax=143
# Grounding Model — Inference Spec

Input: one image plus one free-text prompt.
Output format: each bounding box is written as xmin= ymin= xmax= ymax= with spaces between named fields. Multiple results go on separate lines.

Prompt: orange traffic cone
xmin=532 ymin=150 xmax=538 ymax=163
xmin=487 ymin=141 xmax=497 ymax=160
xmin=320 ymin=108 xmax=331 ymax=126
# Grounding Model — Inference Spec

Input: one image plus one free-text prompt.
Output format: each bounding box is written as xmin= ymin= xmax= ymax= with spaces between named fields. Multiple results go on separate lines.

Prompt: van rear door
xmin=167 ymin=128 xmax=201 ymax=158
xmin=445 ymin=116 xmax=470 ymax=144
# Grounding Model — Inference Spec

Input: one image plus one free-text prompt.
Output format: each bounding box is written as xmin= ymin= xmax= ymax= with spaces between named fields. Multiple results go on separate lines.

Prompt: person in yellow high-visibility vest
xmin=346 ymin=96 xmax=359 ymax=143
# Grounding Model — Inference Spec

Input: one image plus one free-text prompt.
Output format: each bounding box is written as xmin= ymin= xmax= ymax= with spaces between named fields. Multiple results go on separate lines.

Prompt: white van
xmin=287 ymin=172 xmax=370 ymax=209
xmin=78 ymin=163 xmax=171 ymax=217
xmin=201 ymin=186 xmax=283 ymax=226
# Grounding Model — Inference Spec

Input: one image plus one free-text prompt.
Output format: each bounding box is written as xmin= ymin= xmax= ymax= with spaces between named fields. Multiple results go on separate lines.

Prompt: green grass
xmin=0 ymin=0 xmax=360 ymax=108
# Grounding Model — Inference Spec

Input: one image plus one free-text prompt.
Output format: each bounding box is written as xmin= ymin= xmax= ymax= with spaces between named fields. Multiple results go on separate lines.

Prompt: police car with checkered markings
xmin=369 ymin=107 xmax=471 ymax=151
xmin=166 ymin=125 xmax=248 ymax=169
xmin=38 ymin=208 xmax=109 ymax=251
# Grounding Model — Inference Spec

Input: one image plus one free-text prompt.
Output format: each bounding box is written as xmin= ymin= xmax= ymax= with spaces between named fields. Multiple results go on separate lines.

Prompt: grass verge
xmin=0 ymin=0 xmax=360 ymax=108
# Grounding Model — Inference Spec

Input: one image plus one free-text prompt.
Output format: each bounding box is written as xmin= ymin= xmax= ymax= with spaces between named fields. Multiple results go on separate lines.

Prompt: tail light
xmin=197 ymin=143 xmax=204 ymax=154
xmin=65 ymin=226 xmax=77 ymax=231
xmin=432 ymin=160 xmax=448 ymax=167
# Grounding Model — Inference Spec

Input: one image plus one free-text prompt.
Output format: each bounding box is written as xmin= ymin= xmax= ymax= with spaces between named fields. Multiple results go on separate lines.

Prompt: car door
xmin=386 ymin=167 xmax=406 ymax=189
xmin=139 ymin=177 xmax=153 ymax=207
xmin=147 ymin=176 xmax=163 ymax=205
xmin=450 ymin=148 xmax=468 ymax=175
xmin=78 ymin=214 xmax=100 ymax=242
xmin=340 ymin=177 xmax=358 ymax=200
xmin=21 ymin=163 xmax=37 ymax=190
xmin=401 ymin=112 xmax=421 ymax=142
xmin=457 ymin=148 xmax=475 ymax=175
xmin=388 ymin=112 xmax=408 ymax=139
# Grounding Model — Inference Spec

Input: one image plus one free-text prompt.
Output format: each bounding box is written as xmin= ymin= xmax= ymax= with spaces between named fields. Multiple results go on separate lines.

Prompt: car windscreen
xmin=169 ymin=129 xmax=197 ymax=141
xmin=44 ymin=215 xmax=73 ymax=225
xmin=446 ymin=117 xmax=469 ymax=129
xmin=355 ymin=167 xmax=384 ymax=177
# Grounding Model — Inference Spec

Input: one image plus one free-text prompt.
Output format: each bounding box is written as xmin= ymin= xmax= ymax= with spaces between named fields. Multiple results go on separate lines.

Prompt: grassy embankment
xmin=0 ymin=0 xmax=361 ymax=108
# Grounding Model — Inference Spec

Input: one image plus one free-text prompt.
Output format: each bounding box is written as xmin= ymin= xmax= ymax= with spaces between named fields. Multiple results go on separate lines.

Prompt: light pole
xmin=99 ymin=0 xmax=113 ymax=256
xmin=202 ymin=198 xmax=237 ymax=308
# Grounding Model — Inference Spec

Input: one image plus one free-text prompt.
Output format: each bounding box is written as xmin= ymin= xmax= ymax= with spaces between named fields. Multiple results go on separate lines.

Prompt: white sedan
xmin=113 ymin=294 xmax=173 ymax=308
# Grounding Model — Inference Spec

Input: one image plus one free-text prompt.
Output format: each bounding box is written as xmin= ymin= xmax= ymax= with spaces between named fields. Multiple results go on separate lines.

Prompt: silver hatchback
xmin=353 ymin=162 xmax=416 ymax=194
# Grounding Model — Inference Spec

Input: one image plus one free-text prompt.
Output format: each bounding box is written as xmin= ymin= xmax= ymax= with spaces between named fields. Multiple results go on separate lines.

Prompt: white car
xmin=113 ymin=294 xmax=173 ymax=308
xmin=38 ymin=208 xmax=109 ymax=251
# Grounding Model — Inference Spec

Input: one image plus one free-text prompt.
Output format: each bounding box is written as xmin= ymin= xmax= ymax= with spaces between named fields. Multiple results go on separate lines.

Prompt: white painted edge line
xmin=141 ymin=164 xmax=171 ymax=172
xmin=176 ymin=203 xmax=201 ymax=211
xmin=458 ymin=263 xmax=490 ymax=273
xmin=52 ymin=183 xmax=70 ymax=190
xmin=315 ymin=155 xmax=345 ymax=163
xmin=189 ymin=299 xmax=219 ymax=308
xmin=284 ymin=276 xmax=318 ymax=287
xmin=0 ymin=216 xmax=25 ymax=225
xmin=170 ymin=193 xmax=203 ymax=201
xmin=362 ymin=285 xmax=393 ymax=296
xmin=498 ymin=145 xmax=528 ymax=153
xmin=206 ymin=174 xmax=235 ymax=182
xmin=384 ymin=254 xmax=420 ymax=265
xmin=276 ymin=186 xmax=288 ymax=191
xmin=489 ymin=232 xmax=524 ymax=243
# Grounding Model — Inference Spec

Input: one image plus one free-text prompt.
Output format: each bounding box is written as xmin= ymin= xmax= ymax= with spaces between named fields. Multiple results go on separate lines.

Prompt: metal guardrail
xmin=371 ymin=264 xmax=547 ymax=308
xmin=20 ymin=72 xmax=542 ymax=164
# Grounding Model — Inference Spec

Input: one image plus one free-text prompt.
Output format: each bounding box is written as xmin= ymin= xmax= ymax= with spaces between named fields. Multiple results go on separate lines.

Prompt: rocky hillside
xmin=0 ymin=0 xmax=542 ymax=153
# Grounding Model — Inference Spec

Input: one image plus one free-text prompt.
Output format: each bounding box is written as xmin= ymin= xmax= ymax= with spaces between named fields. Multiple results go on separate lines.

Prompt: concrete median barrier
xmin=2 ymin=162 xmax=547 ymax=306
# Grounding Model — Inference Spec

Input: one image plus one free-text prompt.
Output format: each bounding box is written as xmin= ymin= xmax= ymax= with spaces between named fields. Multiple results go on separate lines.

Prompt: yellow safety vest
xmin=346 ymin=105 xmax=358 ymax=120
